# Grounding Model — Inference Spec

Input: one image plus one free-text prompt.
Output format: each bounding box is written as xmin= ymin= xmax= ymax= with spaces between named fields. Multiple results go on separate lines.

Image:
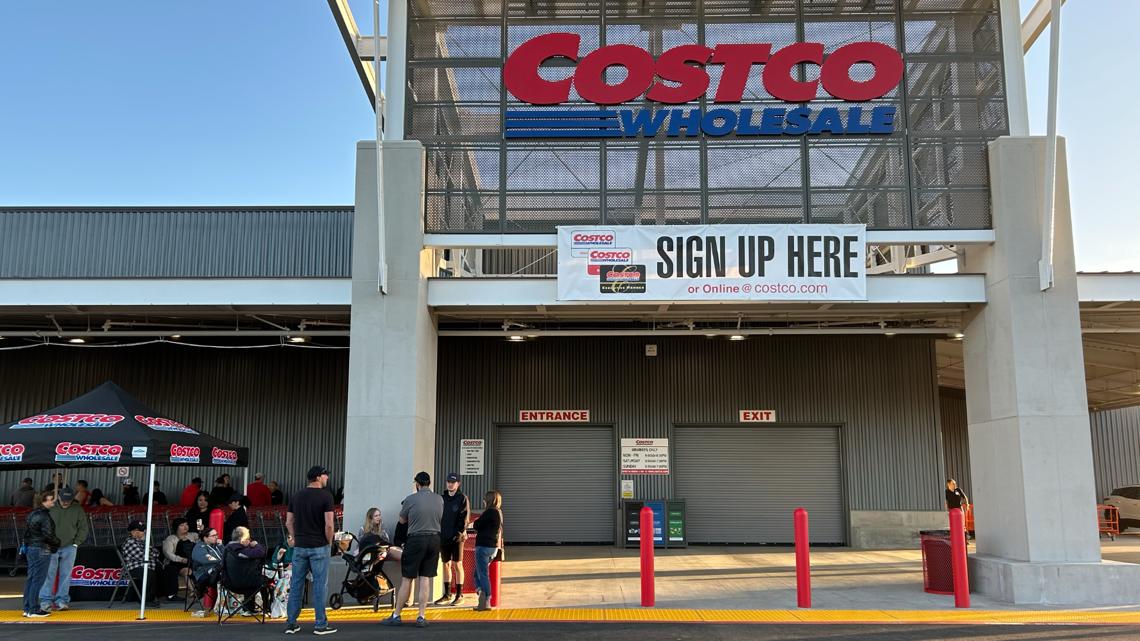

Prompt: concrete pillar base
xmin=969 ymin=554 xmax=1140 ymax=604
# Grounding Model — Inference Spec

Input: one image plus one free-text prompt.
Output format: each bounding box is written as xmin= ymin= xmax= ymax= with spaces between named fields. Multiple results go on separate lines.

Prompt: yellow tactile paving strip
xmin=3 ymin=607 xmax=1140 ymax=625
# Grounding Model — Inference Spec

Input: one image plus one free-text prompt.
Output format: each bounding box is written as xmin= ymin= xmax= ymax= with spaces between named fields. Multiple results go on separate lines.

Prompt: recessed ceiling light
xmin=68 ymin=338 xmax=86 ymax=344
xmin=169 ymin=334 xmax=181 ymax=340
xmin=952 ymin=332 xmax=965 ymax=340
xmin=508 ymin=335 xmax=525 ymax=342
xmin=729 ymin=335 xmax=745 ymax=341
xmin=288 ymin=336 xmax=307 ymax=344
xmin=884 ymin=332 xmax=896 ymax=337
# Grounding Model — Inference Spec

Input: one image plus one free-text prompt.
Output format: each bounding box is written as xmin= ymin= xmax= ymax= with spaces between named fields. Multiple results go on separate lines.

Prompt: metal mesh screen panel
xmin=409 ymin=0 xmax=1008 ymax=232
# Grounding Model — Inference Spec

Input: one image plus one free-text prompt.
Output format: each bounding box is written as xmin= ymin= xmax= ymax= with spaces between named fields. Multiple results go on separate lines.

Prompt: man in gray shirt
xmin=382 ymin=471 xmax=443 ymax=628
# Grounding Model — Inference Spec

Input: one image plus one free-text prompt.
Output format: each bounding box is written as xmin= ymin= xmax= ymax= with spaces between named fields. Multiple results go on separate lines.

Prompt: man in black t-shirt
xmin=433 ymin=473 xmax=470 ymax=606
xmin=945 ymin=478 xmax=969 ymax=511
xmin=284 ymin=465 xmax=337 ymax=636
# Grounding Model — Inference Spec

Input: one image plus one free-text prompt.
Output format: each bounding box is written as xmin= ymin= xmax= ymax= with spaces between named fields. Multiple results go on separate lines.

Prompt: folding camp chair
xmin=216 ymin=547 xmax=271 ymax=624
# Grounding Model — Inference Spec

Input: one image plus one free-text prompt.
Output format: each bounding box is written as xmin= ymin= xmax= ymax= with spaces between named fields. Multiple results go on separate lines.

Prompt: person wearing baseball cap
xmin=433 ymin=473 xmax=470 ymax=606
xmin=121 ymin=520 xmax=157 ymax=605
xmin=245 ymin=472 xmax=272 ymax=508
xmin=284 ymin=465 xmax=336 ymax=635
xmin=39 ymin=486 xmax=88 ymax=611
xmin=223 ymin=493 xmax=248 ymax=543
xmin=382 ymin=471 xmax=443 ymax=628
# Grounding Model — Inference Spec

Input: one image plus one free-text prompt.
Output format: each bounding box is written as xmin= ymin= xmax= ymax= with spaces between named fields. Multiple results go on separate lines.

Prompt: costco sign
xmin=504 ymin=33 xmax=903 ymax=138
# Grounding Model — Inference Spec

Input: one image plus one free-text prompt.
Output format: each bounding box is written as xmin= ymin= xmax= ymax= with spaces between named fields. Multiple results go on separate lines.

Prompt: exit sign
xmin=739 ymin=410 xmax=776 ymax=423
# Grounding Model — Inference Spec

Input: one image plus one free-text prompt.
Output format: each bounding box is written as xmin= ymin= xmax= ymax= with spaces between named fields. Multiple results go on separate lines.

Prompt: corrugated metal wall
xmin=0 ymin=207 xmax=352 ymax=278
xmin=938 ymin=394 xmax=1140 ymax=501
xmin=939 ymin=389 xmax=971 ymax=494
xmin=0 ymin=343 xmax=347 ymax=503
xmin=436 ymin=336 xmax=944 ymax=514
xmin=1089 ymin=407 xmax=1140 ymax=499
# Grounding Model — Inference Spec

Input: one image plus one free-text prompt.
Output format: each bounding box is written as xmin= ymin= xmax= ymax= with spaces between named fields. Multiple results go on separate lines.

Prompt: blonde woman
xmin=471 ymin=491 xmax=502 ymax=611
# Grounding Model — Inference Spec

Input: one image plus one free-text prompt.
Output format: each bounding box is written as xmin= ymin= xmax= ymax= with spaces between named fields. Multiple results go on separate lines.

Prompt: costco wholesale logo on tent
xmin=170 ymin=443 xmax=201 ymax=464
xmin=14 ymin=413 xmax=125 ymax=429
xmin=0 ymin=444 xmax=26 ymax=463
xmin=135 ymin=415 xmax=199 ymax=434
xmin=503 ymin=34 xmax=903 ymax=138
xmin=212 ymin=447 xmax=238 ymax=465
xmin=54 ymin=442 xmax=123 ymax=463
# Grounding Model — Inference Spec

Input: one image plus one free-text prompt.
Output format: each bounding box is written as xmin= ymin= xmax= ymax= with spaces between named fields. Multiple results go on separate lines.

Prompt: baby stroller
xmin=329 ymin=533 xmax=394 ymax=612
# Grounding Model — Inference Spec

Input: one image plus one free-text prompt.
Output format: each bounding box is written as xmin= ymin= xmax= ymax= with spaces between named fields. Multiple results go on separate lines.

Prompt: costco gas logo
xmin=170 ymin=444 xmax=201 ymax=464
xmin=54 ymin=442 xmax=123 ymax=463
xmin=135 ymin=415 xmax=199 ymax=434
xmin=14 ymin=413 xmax=125 ymax=429
xmin=0 ymin=444 xmax=25 ymax=463
xmin=504 ymin=33 xmax=902 ymax=138
xmin=70 ymin=565 xmax=129 ymax=587
xmin=211 ymin=447 xmax=238 ymax=465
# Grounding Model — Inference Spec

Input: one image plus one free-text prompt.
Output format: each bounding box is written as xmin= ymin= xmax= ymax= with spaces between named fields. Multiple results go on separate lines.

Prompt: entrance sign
xmin=558 ymin=225 xmax=866 ymax=301
xmin=621 ymin=438 xmax=669 ymax=475
xmin=518 ymin=410 xmax=590 ymax=422
xmin=740 ymin=410 xmax=777 ymax=423
xmin=460 ymin=439 xmax=485 ymax=475
xmin=504 ymin=34 xmax=902 ymax=139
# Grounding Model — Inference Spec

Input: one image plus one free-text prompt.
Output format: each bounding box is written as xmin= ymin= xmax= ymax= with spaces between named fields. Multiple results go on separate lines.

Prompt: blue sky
xmin=1 ymin=2 xmax=1135 ymax=270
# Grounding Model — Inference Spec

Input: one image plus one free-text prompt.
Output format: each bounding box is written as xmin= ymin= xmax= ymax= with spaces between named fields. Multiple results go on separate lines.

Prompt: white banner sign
xmin=621 ymin=438 xmax=669 ymax=475
xmin=558 ymin=224 xmax=866 ymax=301
xmin=460 ymin=439 xmax=485 ymax=476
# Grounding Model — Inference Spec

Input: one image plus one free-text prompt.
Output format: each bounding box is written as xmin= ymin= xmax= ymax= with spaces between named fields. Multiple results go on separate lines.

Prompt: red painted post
xmin=639 ymin=506 xmax=655 ymax=607
xmin=949 ymin=508 xmax=970 ymax=608
xmin=794 ymin=508 xmax=811 ymax=608
xmin=489 ymin=558 xmax=502 ymax=607
xmin=209 ymin=508 xmax=224 ymax=536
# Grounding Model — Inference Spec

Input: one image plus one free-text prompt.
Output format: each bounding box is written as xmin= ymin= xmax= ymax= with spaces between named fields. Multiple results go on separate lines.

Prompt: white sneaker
xmin=191 ymin=609 xmax=207 ymax=618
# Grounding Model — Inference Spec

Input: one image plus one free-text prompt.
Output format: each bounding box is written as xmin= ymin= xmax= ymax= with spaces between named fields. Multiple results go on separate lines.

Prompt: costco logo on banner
xmin=54 ymin=442 xmax=123 ymax=463
xmin=212 ymin=447 xmax=238 ymax=465
xmin=135 ymin=415 xmax=199 ymax=434
xmin=170 ymin=444 xmax=201 ymax=464
xmin=0 ymin=444 xmax=25 ymax=463
xmin=14 ymin=414 xmax=124 ymax=429
xmin=504 ymin=34 xmax=902 ymax=138
xmin=70 ymin=565 xmax=129 ymax=587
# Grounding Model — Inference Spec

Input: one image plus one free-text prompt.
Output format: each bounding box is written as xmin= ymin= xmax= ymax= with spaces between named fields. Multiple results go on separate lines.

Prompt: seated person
xmin=190 ymin=527 xmax=224 ymax=617
xmin=160 ymin=518 xmax=198 ymax=601
xmin=121 ymin=520 xmax=158 ymax=604
xmin=222 ymin=526 xmax=268 ymax=615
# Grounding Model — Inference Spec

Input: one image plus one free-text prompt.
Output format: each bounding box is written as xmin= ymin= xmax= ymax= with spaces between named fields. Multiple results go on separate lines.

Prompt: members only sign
xmin=558 ymin=224 xmax=866 ymax=301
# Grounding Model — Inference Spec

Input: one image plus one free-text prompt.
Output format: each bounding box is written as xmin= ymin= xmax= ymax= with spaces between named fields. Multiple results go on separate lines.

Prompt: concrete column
xmin=344 ymin=139 xmax=437 ymax=539
xmin=962 ymin=136 xmax=1140 ymax=603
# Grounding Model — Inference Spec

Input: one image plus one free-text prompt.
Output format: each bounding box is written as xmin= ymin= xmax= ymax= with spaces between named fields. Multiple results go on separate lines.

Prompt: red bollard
xmin=639 ymin=506 xmax=654 ymax=607
xmin=489 ymin=557 xmax=501 ymax=607
xmin=794 ymin=508 xmax=811 ymax=608
xmin=949 ymin=508 xmax=970 ymax=608
xmin=209 ymin=508 xmax=224 ymax=536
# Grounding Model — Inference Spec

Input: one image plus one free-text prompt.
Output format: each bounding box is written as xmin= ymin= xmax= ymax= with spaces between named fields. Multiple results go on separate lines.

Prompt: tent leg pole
xmin=139 ymin=463 xmax=155 ymax=620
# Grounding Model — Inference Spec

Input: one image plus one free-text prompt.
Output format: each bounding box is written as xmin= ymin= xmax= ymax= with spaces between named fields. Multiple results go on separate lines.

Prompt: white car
xmin=1104 ymin=486 xmax=1140 ymax=531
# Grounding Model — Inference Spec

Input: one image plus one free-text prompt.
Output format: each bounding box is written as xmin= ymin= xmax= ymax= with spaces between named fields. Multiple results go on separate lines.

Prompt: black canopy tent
xmin=0 ymin=381 xmax=249 ymax=619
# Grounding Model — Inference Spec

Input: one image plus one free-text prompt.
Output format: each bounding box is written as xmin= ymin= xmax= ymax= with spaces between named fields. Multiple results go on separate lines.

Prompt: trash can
xmin=919 ymin=529 xmax=954 ymax=595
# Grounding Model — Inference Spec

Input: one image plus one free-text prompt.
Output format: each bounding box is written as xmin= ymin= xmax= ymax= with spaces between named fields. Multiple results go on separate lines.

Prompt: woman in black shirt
xmin=184 ymin=491 xmax=212 ymax=535
xmin=471 ymin=490 xmax=503 ymax=611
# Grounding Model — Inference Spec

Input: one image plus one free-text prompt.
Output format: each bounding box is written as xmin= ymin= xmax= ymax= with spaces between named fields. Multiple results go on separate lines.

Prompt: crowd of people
xmin=10 ymin=473 xmax=287 ymax=510
xmin=17 ymin=465 xmax=506 ymax=631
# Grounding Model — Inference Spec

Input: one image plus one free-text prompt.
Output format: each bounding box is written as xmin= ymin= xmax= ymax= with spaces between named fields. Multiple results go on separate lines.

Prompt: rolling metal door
xmin=674 ymin=426 xmax=844 ymax=544
xmin=496 ymin=426 xmax=615 ymax=543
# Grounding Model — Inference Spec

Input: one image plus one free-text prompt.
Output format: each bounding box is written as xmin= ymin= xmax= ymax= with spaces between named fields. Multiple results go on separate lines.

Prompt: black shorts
xmin=439 ymin=541 xmax=461 ymax=563
xmin=401 ymin=534 xmax=440 ymax=579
